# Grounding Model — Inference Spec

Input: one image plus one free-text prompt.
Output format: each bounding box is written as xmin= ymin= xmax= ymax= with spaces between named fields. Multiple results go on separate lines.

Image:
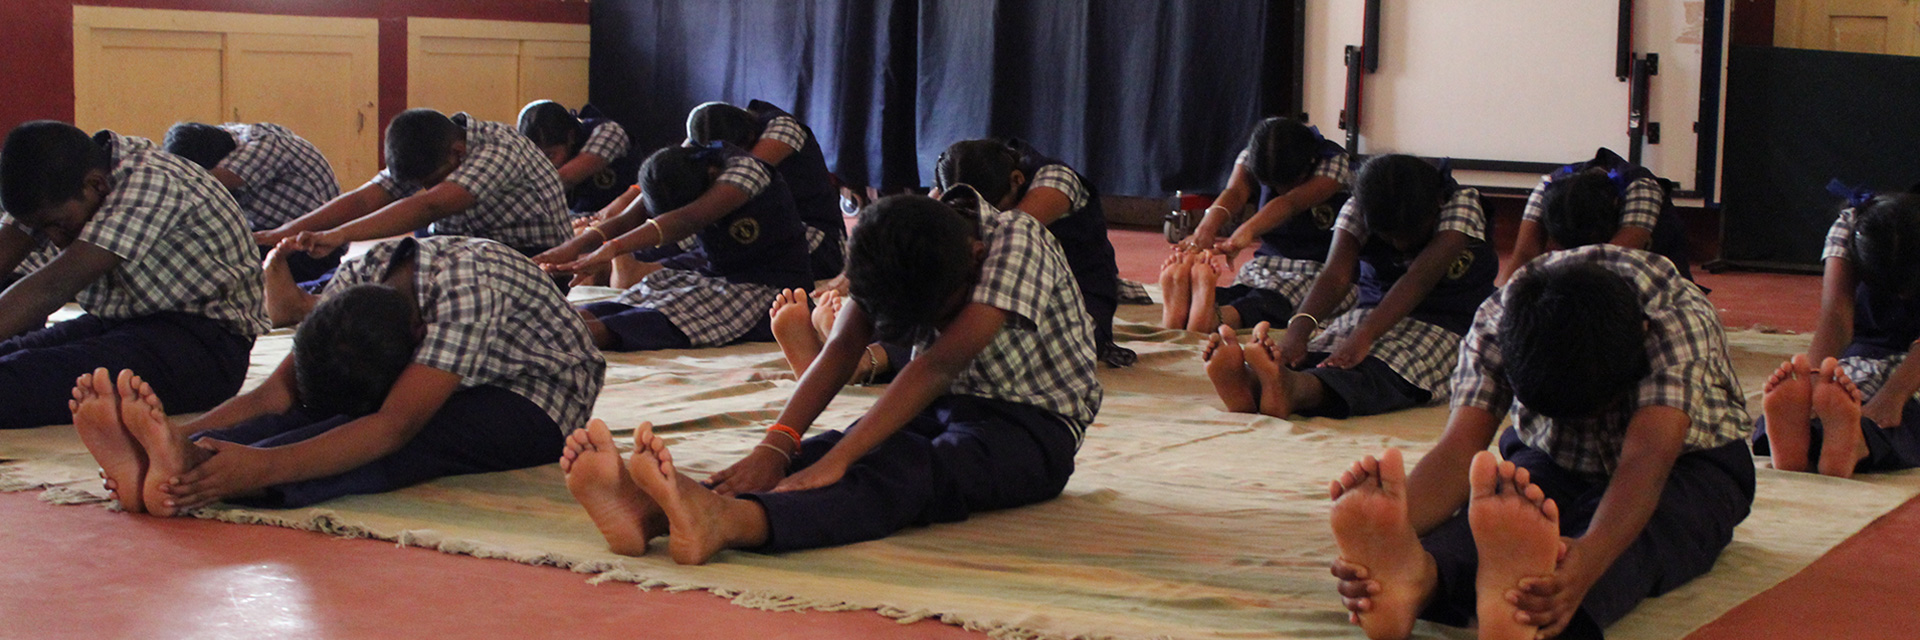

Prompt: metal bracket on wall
xmin=1340 ymin=45 xmax=1365 ymax=152
xmin=1628 ymin=53 xmax=1660 ymax=165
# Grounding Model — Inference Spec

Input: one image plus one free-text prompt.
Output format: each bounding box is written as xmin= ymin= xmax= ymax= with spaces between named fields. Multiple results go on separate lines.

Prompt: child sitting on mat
xmin=1203 ymin=154 xmax=1495 ymax=419
xmin=933 ymin=138 xmax=1132 ymax=367
xmin=1161 ymin=117 xmax=1355 ymax=334
xmin=552 ymin=144 xmax=812 ymax=351
xmin=1327 ymin=244 xmax=1752 ymax=640
xmin=164 ymin=121 xmax=344 ymax=284
xmin=1500 ymin=148 xmax=1693 ymax=285
xmin=516 ymin=100 xmax=638 ymax=220
xmin=257 ymin=108 xmax=572 ymax=288
xmin=560 ymin=191 xmax=1100 ymax=563
xmin=76 ymin=235 xmax=604 ymax=515
xmin=0 ymin=121 xmax=268 ymax=429
xmin=1756 ymin=191 xmax=1920 ymax=477
xmin=683 ymin=100 xmax=846 ymax=280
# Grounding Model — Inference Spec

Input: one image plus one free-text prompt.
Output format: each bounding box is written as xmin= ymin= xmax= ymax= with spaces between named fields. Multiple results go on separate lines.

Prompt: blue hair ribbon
xmin=1827 ymin=179 xmax=1875 ymax=209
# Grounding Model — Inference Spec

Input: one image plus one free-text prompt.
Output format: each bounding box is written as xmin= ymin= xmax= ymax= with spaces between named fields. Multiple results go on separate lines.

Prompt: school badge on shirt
xmin=1447 ymin=249 xmax=1476 ymax=280
xmin=728 ymin=218 xmax=761 ymax=244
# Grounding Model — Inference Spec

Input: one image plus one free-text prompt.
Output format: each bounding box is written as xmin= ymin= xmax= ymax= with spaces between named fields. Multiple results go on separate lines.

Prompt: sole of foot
xmin=70 ymin=368 xmax=145 ymax=514
xmin=1328 ymin=449 xmax=1433 ymax=640
xmin=562 ymin=419 xmax=663 ymax=556
xmin=1466 ymin=451 xmax=1560 ymax=640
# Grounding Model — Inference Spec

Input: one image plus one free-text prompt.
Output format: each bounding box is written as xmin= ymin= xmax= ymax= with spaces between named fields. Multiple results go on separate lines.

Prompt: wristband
xmin=755 ymin=442 xmax=793 ymax=463
xmin=767 ymin=423 xmax=803 ymax=445
xmin=582 ymin=225 xmax=607 ymax=243
xmin=1287 ymin=312 xmax=1320 ymax=330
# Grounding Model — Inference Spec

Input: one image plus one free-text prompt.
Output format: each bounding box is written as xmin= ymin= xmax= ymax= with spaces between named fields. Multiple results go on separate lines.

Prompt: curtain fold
xmin=591 ymin=0 xmax=1285 ymax=197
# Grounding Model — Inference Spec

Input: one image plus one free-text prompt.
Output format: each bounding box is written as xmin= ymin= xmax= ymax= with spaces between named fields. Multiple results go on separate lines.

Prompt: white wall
xmin=1303 ymin=1 xmax=1716 ymax=193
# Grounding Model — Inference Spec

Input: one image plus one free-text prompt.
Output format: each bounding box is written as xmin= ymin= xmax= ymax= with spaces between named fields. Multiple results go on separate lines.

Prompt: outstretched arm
xmin=1404 ymin=405 xmax=1503 ymax=534
xmin=1275 ymin=229 xmax=1361 ymax=366
xmin=553 ymin=183 xmax=750 ymax=274
xmin=256 ymin=182 xmax=393 ymax=246
xmin=298 ymin=182 xmax=477 ymax=257
xmin=556 ymin=152 xmax=612 ymax=190
xmin=0 ymin=224 xmax=31 ymax=278
xmin=1500 ymin=219 xmax=1548 ymax=286
xmin=773 ymin=302 xmax=1007 ymax=492
xmin=1218 ymin=176 xmax=1341 ymax=257
xmin=1186 ymin=163 xmax=1258 ymax=252
xmin=166 ymin=363 xmax=463 ymax=508
xmin=709 ymin=300 xmax=875 ymax=495
xmin=0 ymin=241 xmax=121 ymax=339
xmin=175 ymin=353 xmax=300 ymax=437
xmin=1321 ymin=229 xmax=1471 ymax=369
xmin=1807 ymin=256 xmax=1857 ymax=364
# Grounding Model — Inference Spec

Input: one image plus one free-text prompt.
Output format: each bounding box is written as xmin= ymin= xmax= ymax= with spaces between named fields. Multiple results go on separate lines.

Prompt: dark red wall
xmin=0 ymin=0 xmax=590 ymax=137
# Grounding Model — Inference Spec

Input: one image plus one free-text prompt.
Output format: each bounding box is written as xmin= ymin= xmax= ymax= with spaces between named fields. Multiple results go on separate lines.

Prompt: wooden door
xmin=1777 ymin=0 xmax=1920 ymax=55
xmin=408 ymin=19 xmax=593 ymax=126
xmin=226 ymin=33 xmax=381 ymax=186
xmin=519 ymin=40 xmax=591 ymax=112
xmin=73 ymin=27 xmax=225 ymax=142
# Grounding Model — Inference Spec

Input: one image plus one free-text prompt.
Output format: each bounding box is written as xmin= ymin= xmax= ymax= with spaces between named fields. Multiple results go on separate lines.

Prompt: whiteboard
xmin=1304 ymin=0 xmax=1712 ymax=192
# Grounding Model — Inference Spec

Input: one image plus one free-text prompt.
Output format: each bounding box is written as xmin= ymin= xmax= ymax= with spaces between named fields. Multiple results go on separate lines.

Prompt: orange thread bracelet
xmin=767 ymin=423 xmax=803 ymax=445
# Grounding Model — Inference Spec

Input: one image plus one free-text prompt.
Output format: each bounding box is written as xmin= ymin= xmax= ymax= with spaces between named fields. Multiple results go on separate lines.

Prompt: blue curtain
xmin=591 ymin=0 xmax=1290 ymax=197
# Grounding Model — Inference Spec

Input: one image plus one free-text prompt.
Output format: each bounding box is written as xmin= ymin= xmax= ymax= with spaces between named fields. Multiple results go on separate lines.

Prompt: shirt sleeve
xmin=758 ymin=116 xmax=808 ymax=154
xmin=714 ymin=156 xmax=772 ymax=198
xmin=1435 ymin=188 xmax=1488 ymax=242
xmin=369 ymin=168 xmax=418 ymax=200
xmin=969 ymin=212 xmax=1050 ymax=329
xmin=1823 ymin=208 xmax=1854 ymax=261
xmin=1312 ymin=153 xmax=1352 ymax=185
xmin=1332 ymin=195 xmax=1368 ymax=240
xmin=579 ymin=120 xmax=630 ymax=161
xmin=1028 ymin=165 xmax=1090 ymax=213
xmin=1449 ymin=295 xmax=1515 ymax=418
xmin=1617 ymin=177 xmax=1664 ymax=232
xmin=217 ymin=124 xmax=288 ymax=187
xmin=1521 ymin=177 xmax=1551 ymax=223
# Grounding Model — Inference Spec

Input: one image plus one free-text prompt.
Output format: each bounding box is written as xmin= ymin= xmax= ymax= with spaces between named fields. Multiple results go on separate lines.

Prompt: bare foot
xmin=263 ymin=243 xmax=316 ymax=328
xmin=115 ymin=371 xmax=201 ymax=516
xmin=1243 ymin=321 xmax=1294 ymax=418
xmin=1328 ymin=449 xmax=1435 ymax=640
xmin=812 ymin=289 xmax=844 ymax=338
xmin=1761 ymin=355 xmax=1814 ymax=472
xmin=1202 ymin=325 xmax=1259 ymax=413
xmin=1160 ymin=250 xmax=1194 ymax=330
xmin=1187 ymin=251 xmax=1223 ymax=332
xmin=1812 ymin=358 xmax=1867 ymax=479
xmin=1467 ymin=451 xmax=1560 ymax=640
xmin=769 ymin=288 xmax=823 ymax=375
xmin=624 ymin=423 xmax=768 ymax=564
xmin=562 ymin=419 xmax=664 ymax=556
xmin=69 ymin=368 xmax=145 ymax=514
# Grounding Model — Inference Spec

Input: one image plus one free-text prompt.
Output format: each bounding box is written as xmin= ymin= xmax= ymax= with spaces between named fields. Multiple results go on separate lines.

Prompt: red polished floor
xmin=4 ymin=226 xmax=1910 ymax=640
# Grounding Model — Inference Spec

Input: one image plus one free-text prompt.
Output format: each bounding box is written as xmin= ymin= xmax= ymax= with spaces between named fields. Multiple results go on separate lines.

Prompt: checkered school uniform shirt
xmin=578 ymin=120 xmax=631 ymax=163
xmin=327 ymin=237 xmax=605 ymax=433
xmin=1 ymin=132 xmax=268 ymax=337
xmin=611 ymin=155 xmax=783 ymax=346
xmin=1231 ymin=150 xmax=1356 ymax=310
xmin=908 ymin=202 xmax=1103 ymax=443
xmin=217 ymin=123 xmax=340 ymax=230
xmin=370 ymin=114 xmax=572 ymax=254
xmin=1452 ymin=245 xmax=1748 ymax=479
xmin=760 ymin=115 xmax=809 ymax=153
xmin=1520 ymin=174 xmax=1663 ymax=231
xmin=1029 ymin=164 xmax=1091 ymax=215
xmin=1820 ymin=208 xmax=1920 ymax=402
xmin=1308 ymin=187 xmax=1487 ymax=397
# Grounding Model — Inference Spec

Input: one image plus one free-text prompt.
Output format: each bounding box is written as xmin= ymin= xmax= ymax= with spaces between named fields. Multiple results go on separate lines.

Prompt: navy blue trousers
xmin=743 ymin=395 xmax=1078 ymax=552
xmin=193 ymin=385 xmax=563 ymax=508
xmin=1217 ymin=285 xmax=1297 ymax=328
xmin=580 ymin=301 xmax=774 ymax=352
xmin=1417 ymin=431 xmax=1754 ymax=639
xmin=0 ymin=313 xmax=252 ymax=429
xmin=1298 ymin=353 xmax=1430 ymax=418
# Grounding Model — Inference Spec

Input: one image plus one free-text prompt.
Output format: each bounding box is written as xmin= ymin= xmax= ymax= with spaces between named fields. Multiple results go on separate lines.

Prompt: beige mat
xmin=3 ymin=299 xmax=1916 ymax=640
